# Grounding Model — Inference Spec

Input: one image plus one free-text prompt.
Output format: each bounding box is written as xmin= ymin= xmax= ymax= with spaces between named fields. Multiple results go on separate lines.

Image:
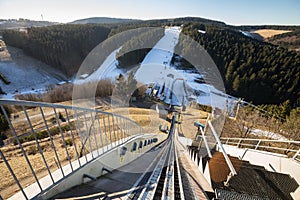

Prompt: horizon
xmin=2 ymin=16 xmax=300 ymax=27
xmin=0 ymin=0 xmax=299 ymax=25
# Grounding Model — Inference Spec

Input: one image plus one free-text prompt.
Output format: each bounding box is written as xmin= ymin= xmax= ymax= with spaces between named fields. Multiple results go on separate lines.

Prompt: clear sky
xmin=0 ymin=0 xmax=299 ymax=25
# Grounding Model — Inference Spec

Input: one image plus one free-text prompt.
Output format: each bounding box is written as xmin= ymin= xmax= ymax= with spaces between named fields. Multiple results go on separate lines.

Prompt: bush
xmin=36 ymin=130 xmax=48 ymax=140
xmin=61 ymin=125 xmax=70 ymax=132
xmin=64 ymin=138 xmax=73 ymax=146
xmin=42 ymin=83 xmax=73 ymax=103
xmin=27 ymin=146 xmax=38 ymax=155
xmin=15 ymin=93 xmax=42 ymax=102
xmin=0 ymin=106 xmax=10 ymax=133
xmin=24 ymin=134 xmax=34 ymax=142
xmin=16 ymin=80 xmax=114 ymax=103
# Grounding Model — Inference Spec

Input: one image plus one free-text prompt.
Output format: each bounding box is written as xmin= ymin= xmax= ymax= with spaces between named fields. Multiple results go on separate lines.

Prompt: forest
xmin=2 ymin=24 xmax=111 ymax=76
xmin=2 ymin=18 xmax=300 ymax=109
xmin=176 ymin=23 xmax=300 ymax=107
xmin=116 ymin=28 xmax=164 ymax=68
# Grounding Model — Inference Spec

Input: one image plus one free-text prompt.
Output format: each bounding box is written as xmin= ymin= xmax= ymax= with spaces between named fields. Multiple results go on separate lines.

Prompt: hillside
xmin=2 ymin=24 xmax=111 ymax=76
xmin=2 ymin=17 xmax=299 ymax=107
xmin=266 ymin=29 xmax=300 ymax=54
xmin=0 ymin=44 xmax=66 ymax=96
xmin=238 ymin=25 xmax=300 ymax=54
xmin=70 ymin=17 xmax=141 ymax=24
xmin=176 ymin=23 xmax=300 ymax=107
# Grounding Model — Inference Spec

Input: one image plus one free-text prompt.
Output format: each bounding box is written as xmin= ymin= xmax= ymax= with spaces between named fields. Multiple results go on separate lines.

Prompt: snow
xmin=135 ymin=26 xmax=233 ymax=109
xmin=249 ymin=129 xmax=289 ymax=141
xmin=75 ymin=26 xmax=237 ymax=110
xmin=0 ymin=47 xmax=66 ymax=99
xmin=75 ymin=48 xmax=125 ymax=84
xmin=57 ymin=81 xmax=67 ymax=85
xmin=198 ymin=29 xmax=206 ymax=34
xmin=79 ymin=74 xmax=89 ymax=79
xmin=241 ymin=31 xmax=254 ymax=38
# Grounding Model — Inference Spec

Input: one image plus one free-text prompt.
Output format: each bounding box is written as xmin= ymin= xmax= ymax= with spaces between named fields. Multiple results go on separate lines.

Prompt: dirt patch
xmin=179 ymin=107 xmax=208 ymax=139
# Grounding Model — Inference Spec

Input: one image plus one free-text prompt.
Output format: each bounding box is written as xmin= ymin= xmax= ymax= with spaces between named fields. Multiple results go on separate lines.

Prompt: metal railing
xmin=0 ymin=100 xmax=143 ymax=200
xmin=187 ymin=118 xmax=237 ymax=186
xmin=221 ymin=137 xmax=300 ymax=161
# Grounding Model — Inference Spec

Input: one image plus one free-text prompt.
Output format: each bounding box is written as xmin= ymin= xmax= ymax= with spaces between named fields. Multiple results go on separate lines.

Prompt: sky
xmin=0 ymin=0 xmax=299 ymax=25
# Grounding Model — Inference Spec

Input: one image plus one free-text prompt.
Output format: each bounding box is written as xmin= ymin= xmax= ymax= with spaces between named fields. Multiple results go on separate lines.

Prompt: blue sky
xmin=0 ymin=0 xmax=299 ymax=25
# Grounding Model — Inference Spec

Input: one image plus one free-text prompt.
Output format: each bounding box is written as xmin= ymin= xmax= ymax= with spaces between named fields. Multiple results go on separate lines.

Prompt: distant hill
xmin=70 ymin=17 xmax=141 ymax=24
xmin=0 ymin=19 xmax=58 ymax=30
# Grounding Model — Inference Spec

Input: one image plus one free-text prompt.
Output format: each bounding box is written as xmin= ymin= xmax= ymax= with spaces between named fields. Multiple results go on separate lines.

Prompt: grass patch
xmin=12 ymin=123 xmax=75 ymax=145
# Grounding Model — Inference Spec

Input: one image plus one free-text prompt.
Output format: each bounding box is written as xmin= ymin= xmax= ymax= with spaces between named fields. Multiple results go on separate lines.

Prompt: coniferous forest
xmin=116 ymin=28 xmax=164 ymax=68
xmin=2 ymin=18 xmax=300 ymax=109
xmin=3 ymin=24 xmax=110 ymax=76
xmin=176 ymin=23 xmax=300 ymax=107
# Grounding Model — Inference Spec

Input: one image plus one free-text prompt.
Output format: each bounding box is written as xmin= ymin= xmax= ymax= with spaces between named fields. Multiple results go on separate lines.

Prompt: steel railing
xmin=0 ymin=100 xmax=144 ymax=200
xmin=220 ymin=137 xmax=300 ymax=161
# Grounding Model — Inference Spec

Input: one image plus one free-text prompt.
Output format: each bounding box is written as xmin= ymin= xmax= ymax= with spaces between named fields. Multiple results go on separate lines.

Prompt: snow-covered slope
xmin=0 ymin=47 xmax=66 ymax=98
xmin=75 ymin=26 xmax=236 ymax=109
xmin=135 ymin=27 xmax=234 ymax=109
xmin=75 ymin=48 xmax=124 ymax=84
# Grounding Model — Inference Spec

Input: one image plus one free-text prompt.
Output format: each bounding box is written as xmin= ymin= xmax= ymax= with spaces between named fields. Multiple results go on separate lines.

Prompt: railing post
xmin=90 ymin=113 xmax=100 ymax=156
xmin=22 ymin=105 xmax=55 ymax=184
xmin=0 ymin=150 xmax=28 ymax=200
xmin=64 ymin=108 xmax=81 ymax=167
xmin=237 ymin=139 xmax=242 ymax=147
xmin=208 ymin=121 xmax=237 ymax=176
xmin=107 ymin=114 xmax=113 ymax=148
xmin=96 ymin=116 xmax=104 ymax=154
xmin=40 ymin=107 xmax=65 ymax=175
xmin=102 ymin=114 xmax=108 ymax=152
xmin=0 ymin=105 xmax=43 ymax=192
xmin=74 ymin=110 xmax=88 ymax=163
xmin=293 ymin=149 xmax=300 ymax=160
xmin=83 ymin=112 xmax=94 ymax=160
xmin=111 ymin=115 xmax=118 ymax=146
xmin=199 ymin=127 xmax=212 ymax=158
xmin=54 ymin=107 xmax=74 ymax=170
xmin=255 ymin=140 xmax=262 ymax=150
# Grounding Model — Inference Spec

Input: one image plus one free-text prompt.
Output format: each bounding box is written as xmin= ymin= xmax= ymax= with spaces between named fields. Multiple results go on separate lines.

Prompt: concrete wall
xmin=40 ymin=133 xmax=167 ymax=199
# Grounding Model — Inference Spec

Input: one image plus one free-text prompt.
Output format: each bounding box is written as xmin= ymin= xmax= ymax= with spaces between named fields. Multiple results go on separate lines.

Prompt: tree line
xmin=176 ymin=23 xmax=300 ymax=107
xmin=3 ymin=24 xmax=111 ymax=77
xmin=116 ymin=28 xmax=164 ymax=68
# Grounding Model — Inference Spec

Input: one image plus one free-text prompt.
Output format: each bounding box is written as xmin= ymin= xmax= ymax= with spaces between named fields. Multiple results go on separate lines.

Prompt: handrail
xmin=208 ymin=121 xmax=237 ymax=176
xmin=0 ymin=99 xmax=143 ymax=127
xmin=221 ymin=137 xmax=300 ymax=144
xmin=221 ymin=137 xmax=300 ymax=160
xmin=0 ymin=99 xmax=144 ymax=199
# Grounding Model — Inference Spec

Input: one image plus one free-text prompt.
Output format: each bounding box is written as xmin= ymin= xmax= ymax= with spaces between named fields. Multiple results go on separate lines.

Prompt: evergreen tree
xmin=114 ymin=72 xmax=137 ymax=104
